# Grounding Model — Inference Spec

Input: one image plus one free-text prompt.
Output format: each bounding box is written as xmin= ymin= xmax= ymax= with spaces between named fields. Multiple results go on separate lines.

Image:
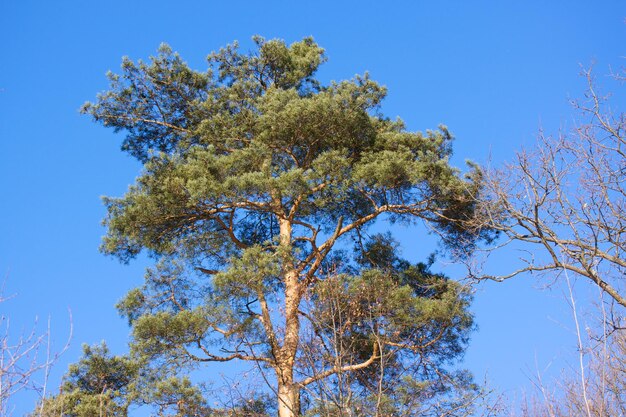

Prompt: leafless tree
xmin=469 ymin=67 xmax=626 ymax=313
xmin=0 ymin=283 xmax=71 ymax=417
xmin=464 ymin=66 xmax=626 ymax=416
xmin=508 ymin=297 xmax=626 ymax=417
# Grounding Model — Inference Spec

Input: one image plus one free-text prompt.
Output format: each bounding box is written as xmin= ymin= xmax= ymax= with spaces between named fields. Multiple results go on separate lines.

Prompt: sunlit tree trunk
xmin=277 ymin=377 xmax=300 ymax=417
xmin=277 ymin=218 xmax=302 ymax=417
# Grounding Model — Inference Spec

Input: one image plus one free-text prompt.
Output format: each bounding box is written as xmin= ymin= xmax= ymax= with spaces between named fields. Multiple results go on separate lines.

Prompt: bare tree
xmin=470 ymin=67 xmax=626 ymax=312
xmin=509 ymin=304 xmax=626 ymax=417
xmin=464 ymin=66 xmax=626 ymax=417
xmin=0 ymin=283 xmax=71 ymax=416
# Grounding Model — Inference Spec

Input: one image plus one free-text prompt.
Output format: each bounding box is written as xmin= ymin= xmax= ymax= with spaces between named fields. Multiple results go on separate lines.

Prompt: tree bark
xmin=277 ymin=380 xmax=300 ymax=417
xmin=277 ymin=217 xmax=302 ymax=416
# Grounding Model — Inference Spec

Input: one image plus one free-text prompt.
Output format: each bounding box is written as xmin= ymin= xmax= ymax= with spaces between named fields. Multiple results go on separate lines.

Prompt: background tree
xmin=466 ymin=66 xmax=626 ymax=417
xmin=35 ymin=343 xmax=138 ymax=417
xmin=0 ymin=286 xmax=70 ymax=417
xmin=34 ymin=342 xmax=237 ymax=417
xmin=83 ymin=37 xmax=490 ymax=417
xmin=507 ymin=308 xmax=626 ymax=417
xmin=470 ymin=67 xmax=626 ymax=314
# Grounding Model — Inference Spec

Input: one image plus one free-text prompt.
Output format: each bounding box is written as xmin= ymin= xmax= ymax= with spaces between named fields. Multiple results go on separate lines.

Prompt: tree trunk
xmin=277 ymin=381 xmax=300 ymax=417
xmin=277 ymin=217 xmax=302 ymax=416
xmin=277 ymin=267 xmax=302 ymax=417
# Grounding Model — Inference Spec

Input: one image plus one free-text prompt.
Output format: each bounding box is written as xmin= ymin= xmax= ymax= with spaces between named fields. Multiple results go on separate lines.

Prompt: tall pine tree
xmin=84 ymin=37 xmax=488 ymax=417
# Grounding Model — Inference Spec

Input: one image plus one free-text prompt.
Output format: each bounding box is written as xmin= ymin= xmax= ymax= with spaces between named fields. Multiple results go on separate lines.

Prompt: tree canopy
xmin=81 ymin=36 xmax=489 ymax=417
xmin=34 ymin=343 xmax=137 ymax=417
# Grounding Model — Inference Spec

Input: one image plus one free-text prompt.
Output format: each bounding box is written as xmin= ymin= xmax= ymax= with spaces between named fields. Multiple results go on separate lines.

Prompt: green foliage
xmin=83 ymin=36 xmax=489 ymax=415
xmin=34 ymin=343 xmax=223 ymax=417
xmin=141 ymin=376 xmax=213 ymax=416
xmin=303 ymin=239 xmax=476 ymax=415
xmin=34 ymin=343 xmax=137 ymax=417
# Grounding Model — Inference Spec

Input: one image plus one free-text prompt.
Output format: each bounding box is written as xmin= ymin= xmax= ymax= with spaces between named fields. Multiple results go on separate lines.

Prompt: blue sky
xmin=1 ymin=1 xmax=625 ymax=414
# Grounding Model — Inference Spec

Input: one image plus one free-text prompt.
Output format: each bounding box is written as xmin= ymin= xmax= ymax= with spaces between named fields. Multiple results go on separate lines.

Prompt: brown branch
xmin=297 ymin=341 xmax=380 ymax=388
xmin=100 ymin=114 xmax=189 ymax=133
xmin=185 ymin=344 xmax=273 ymax=363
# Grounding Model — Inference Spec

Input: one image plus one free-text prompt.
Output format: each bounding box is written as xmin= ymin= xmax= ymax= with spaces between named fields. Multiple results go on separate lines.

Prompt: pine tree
xmin=83 ymin=36 xmax=488 ymax=417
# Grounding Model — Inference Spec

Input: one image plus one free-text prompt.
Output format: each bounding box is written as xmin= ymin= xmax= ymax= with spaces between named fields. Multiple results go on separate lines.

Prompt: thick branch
xmin=297 ymin=341 xmax=380 ymax=387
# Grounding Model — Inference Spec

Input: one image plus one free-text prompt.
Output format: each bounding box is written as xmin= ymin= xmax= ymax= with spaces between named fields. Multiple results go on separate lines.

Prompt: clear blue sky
xmin=1 ymin=1 xmax=624 ymax=414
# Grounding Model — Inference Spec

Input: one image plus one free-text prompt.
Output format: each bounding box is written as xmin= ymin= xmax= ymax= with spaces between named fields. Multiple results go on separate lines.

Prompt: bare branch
xmin=470 ymin=67 xmax=626 ymax=309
